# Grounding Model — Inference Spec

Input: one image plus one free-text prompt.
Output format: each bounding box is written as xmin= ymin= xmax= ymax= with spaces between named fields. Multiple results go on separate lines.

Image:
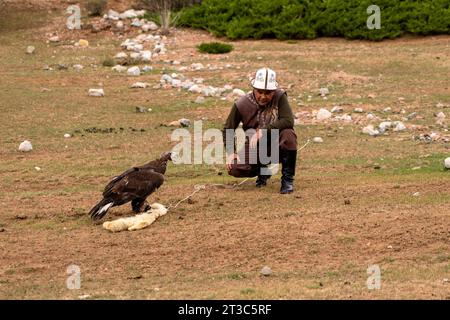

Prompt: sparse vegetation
xmin=197 ymin=42 xmax=233 ymax=54
xmin=86 ymin=0 xmax=108 ymax=17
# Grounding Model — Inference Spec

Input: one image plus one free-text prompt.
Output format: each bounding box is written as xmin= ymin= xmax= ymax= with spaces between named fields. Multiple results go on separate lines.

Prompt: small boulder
xmin=19 ymin=140 xmax=33 ymax=152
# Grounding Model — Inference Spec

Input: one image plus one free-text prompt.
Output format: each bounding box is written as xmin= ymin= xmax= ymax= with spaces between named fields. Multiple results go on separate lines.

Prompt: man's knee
xmin=279 ymin=129 xmax=297 ymax=151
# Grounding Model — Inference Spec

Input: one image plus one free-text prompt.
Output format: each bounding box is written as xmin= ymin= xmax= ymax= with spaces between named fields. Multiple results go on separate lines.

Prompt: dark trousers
xmin=228 ymin=128 xmax=297 ymax=178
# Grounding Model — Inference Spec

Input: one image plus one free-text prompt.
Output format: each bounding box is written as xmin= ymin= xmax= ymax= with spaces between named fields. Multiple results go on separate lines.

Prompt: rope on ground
xmin=166 ymin=139 xmax=311 ymax=211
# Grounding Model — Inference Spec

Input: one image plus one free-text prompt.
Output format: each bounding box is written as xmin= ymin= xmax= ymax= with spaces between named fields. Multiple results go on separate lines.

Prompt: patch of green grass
xmin=227 ymin=272 xmax=247 ymax=280
xmin=197 ymin=42 xmax=233 ymax=54
xmin=240 ymin=288 xmax=255 ymax=295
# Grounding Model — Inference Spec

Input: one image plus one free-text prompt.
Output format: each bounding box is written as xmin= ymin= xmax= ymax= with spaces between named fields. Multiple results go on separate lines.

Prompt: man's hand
xmin=250 ymin=129 xmax=263 ymax=149
xmin=226 ymin=153 xmax=240 ymax=171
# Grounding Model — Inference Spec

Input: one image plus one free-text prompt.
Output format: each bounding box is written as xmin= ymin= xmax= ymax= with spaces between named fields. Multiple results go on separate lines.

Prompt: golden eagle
xmin=89 ymin=152 xmax=173 ymax=221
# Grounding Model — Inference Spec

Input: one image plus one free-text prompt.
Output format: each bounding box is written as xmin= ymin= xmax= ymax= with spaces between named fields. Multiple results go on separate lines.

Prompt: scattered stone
xmin=362 ymin=125 xmax=380 ymax=136
xmin=435 ymin=112 xmax=446 ymax=119
xmin=88 ymin=89 xmax=104 ymax=97
xmin=78 ymin=39 xmax=89 ymax=47
xmin=406 ymin=112 xmax=418 ymax=120
xmin=411 ymin=166 xmax=421 ymax=170
xmin=316 ymin=108 xmax=332 ymax=121
xmin=378 ymin=121 xmax=392 ymax=133
xmin=393 ymin=121 xmax=406 ymax=132
xmin=260 ymin=266 xmax=272 ymax=276
xmin=78 ymin=294 xmax=91 ymax=300
xmin=73 ymin=64 xmax=83 ymax=70
xmin=319 ymin=87 xmax=329 ymax=96
xmin=64 ymin=133 xmax=71 ymax=138
xmin=383 ymin=107 xmax=392 ymax=112
xmin=142 ymin=66 xmax=153 ymax=72
xmin=140 ymin=50 xmax=152 ymax=62
xmin=368 ymin=94 xmax=376 ymax=99
xmin=48 ymin=35 xmax=60 ymax=43
xmin=15 ymin=214 xmax=27 ymax=220
xmin=444 ymin=157 xmax=450 ymax=169
xmin=387 ymin=245 xmax=393 ymax=249
xmin=112 ymin=65 xmax=127 ymax=72
xmin=195 ymin=96 xmax=205 ymax=104
xmin=413 ymin=192 xmax=420 ymax=197
xmin=135 ymin=106 xmax=148 ymax=113
xmin=191 ymin=63 xmax=204 ymax=70
xmin=344 ymin=199 xmax=351 ymax=205
xmin=331 ymin=106 xmax=343 ymax=113
xmin=26 ymin=46 xmax=35 ymax=54
xmin=336 ymin=114 xmax=352 ymax=122
xmin=179 ymin=118 xmax=191 ymax=127
xmin=57 ymin=64 xmax=68 ymax=70
xmin=354 ymin=107 xmax=364 ymax=113
xmin=130 ymin=82 xmax=149 ymax=88
xmin=127 ymin=66 xmax=140 ymax=76
xmin=35 ymin=167 xmax=41 ymax=171
xmin=115 ymin=52 xmax=128 ymax=60
xmin=232 ymin=89 xmax=245 ymax=97
xmin=19 ymin=140 xmax=33 ymax=152
xmin=142 ymin=22 xmax=158 ymax=32
xmin=313 ymin=137 xmax=323 ymax=143
xmin=366 ymin=113 xmax=375 ymax=120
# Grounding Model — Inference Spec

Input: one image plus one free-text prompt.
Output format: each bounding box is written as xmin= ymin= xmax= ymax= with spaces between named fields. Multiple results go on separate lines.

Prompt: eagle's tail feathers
xmin=89 ymin=199 xmax=114 ymax=220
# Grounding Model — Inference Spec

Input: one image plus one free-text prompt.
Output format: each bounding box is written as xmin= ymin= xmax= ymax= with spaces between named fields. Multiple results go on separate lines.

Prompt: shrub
xmin=86 ymin=0 xmax=107 ymax=17
xmin=197 ymin=42 xmax=233 ymax=54
xmin=178 ymin=0 xmax=450 ymax=41
xmin=102 ymin=57 xmax=115 ymax=67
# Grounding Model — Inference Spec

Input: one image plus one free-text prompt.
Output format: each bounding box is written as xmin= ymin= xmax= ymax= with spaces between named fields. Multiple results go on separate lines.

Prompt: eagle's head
xmin=160 ymin=151 xmax=176 ymax=162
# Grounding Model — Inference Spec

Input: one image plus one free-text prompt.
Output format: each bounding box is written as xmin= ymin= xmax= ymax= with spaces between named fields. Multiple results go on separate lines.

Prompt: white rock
xmin=171 ymin=79 xmax=182 ymax=87
xmin=112 ymin=65 xmax=127 ymax=72
xmin=131 ymin=18 xmax=142 ymax=27
xmin=127 ymin=66 xmax=140 ymax=76
xmin=49 ymin=35 xmax=60 ymax=43
xmin=130 ymin=52 xmax=141 ymax=60
xmin=188 ymin=85 xmax=203 ymax=94
xmin=131 ymin=82 xmax=149 ymax=88
xmin=362 ymin=125 xmax=380 ymax=136
xmin=35 ymin=166 xmax=41 ymax=171
xmin=142 ymin=65 xmax=153 ymax=72
xmin=119 ymin=9 xmax=138 ymax=19
xmin=115 ymin=52 xmax=128 ymax=60
xmin=19 ymin=140 xmax=33 ymax=152
xmin=179 ymin=118 xmax=191 ymax=127
xmin=64 ymin=133 xmax=71 ymax=138
xmin=140 ymin=50 xmax=152 ymax=62
xmin=195 ymin=96 xmax=205 ymax=104
xmin=88 ymin=88 xmax=104 ymax=97
xmin=160 ymin=74 xmax=173 ymax=83
xmin=116 ymin=21 xmax=124 ymax=30
xmin=331 ymin=106 xmax=343 ymax=113
xmin=366 ymin=113 xmax=375 ymax=120
xmin=319 ymin=87 xmax=329 ymax=96
xmin=223 ymin=84 xmax=233 ymax=91
xmin=316 ymin=108 xmax=332 ymax=121
xmin=337 ymin=114 xmax=352 ymax=122
xmin=260 ymin=266 xmax=272 ymax=276
xmin=378 ymin=121 xmax=392 ymax=133
xmin=354 ymin=107 xmax=364 ymax=113
xmin=73 ymin=64 xmax=83 ymax=70
xmin=393 ymin=121 xmax=406 ymax=132
xmin=191 ymin=63 xmax=205 ymax=70
xmin=232 ymin=89 xmax=245 ymax=97
xmin=107 ymin=9 xmax=120 ymax=20
xmin=142 ymin=22 xmax=158 ymax=32
xmin=436 ymin=112 xmax=446 ymax=119
xmin=444 ymin=157 xmax=450 ymax=169
xmin=26 ymin=46 xmax=35 ymax=54
xmin=413 ymin=192 xmax=420 ymax=197
xmin=313 ymin=137 xmax=323 ymax=143
xmin=383 ymin=107 xmax=392 ymax=112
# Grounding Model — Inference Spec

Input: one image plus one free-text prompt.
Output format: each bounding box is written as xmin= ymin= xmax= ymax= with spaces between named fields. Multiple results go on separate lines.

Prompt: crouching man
xmin=223 ymin=68 xmax=298 ymax=194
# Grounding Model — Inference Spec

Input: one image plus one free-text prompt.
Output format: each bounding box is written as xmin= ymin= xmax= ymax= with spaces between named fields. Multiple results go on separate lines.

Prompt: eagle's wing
xmin=103 ymin=169 xmax=165 ymax=202
xmin=103 ymin=167 xmax=139 ymax=196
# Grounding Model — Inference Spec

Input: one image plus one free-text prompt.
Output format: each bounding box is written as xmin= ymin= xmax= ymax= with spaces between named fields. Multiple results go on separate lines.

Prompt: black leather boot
xmin=280 ymin=149 xmax=297 ymax=194
xmin=256 ymin=174 xmax=270 ymax=188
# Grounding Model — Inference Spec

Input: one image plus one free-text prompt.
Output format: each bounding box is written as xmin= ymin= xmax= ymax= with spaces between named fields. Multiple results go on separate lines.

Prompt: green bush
xmin=178 ymin=0 xmax=450 ymax=41
xmin=86 ymin=0 xmax=108 ymax=17
xmin=197 ymin=42 xmax=233 ymax=54
xmin=102 ymin=57 xmax=115 ymax=67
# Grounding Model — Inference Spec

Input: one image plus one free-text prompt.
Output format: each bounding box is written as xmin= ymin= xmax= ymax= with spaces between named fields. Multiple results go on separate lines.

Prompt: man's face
xmin=254 ymin=88 xmax=276 ymax=106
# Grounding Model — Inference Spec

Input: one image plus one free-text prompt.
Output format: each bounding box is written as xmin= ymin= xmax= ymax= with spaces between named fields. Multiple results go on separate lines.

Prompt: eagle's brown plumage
xmin=89 ymin=152 xmax=173 ymax=221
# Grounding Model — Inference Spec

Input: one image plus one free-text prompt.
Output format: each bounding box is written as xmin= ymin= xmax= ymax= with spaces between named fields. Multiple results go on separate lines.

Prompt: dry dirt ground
xmin=0 ymin=4 xmax=450 ymax=299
